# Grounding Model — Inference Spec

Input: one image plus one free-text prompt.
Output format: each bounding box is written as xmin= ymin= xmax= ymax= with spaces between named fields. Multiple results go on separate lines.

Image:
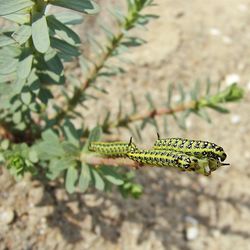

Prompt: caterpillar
xmin=89 ymin=137 xmax=229 ymax=176
xmin=153 ymin=133 xmax=227 ymax=162
xmin=127 ymin=144 xmax=229 ymax=176
xmin=88 ymin=140 xmax=136 ymax=158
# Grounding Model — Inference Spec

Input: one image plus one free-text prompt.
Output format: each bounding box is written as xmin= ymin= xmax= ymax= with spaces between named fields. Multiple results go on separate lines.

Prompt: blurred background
xmin=0 ymin=0 xmax=250 ymax=249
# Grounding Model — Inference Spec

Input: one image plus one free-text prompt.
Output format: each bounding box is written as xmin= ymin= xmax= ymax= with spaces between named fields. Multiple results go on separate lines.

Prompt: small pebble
xmin=238 ymin=4 xmax=248 ymax=12
xmin=209 ymin=28 xmax=221 ymax=36
xmin=231 ymin=114 xmax=241 ymax=124
xmin=211 ymin=229 xmax=221 ymax=238
xmin=225 ymin=74 xmax=240 ymax=86
xmin=0 ymin=208 xmax=15 ymax=225
xmin=222 ymin=36 xmax=232 ymax=44
xmin=247 ymin=81 xmax=250 ymax=91
xmin=184 ymin=216 xmax=199 ymax=241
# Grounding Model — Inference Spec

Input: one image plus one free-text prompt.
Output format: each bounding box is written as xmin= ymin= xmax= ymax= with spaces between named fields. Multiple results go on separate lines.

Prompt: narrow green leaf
xmin=145 ymin=93 xmax=155 ymax=110
xmin=208 ymin=104 xmax=230 ymax=113
xmin=82 ymin=126 xmax=102 ymax=152
xmin=130 ymin=92 xmax=137 ymax=114
xmin=78 ymin=163 xmax=91 ymax=192
xmin=62 ymin=120 xmax=79 ymax=147
xmin=167 ymin=83 xmax=174 ymax=108
xmin=101 ymin=166 xmax=124 ymax=185
xmin=195 ymin=109 xmax=212 ymax=123
xmin=49 ymin=0 xmax=100 ymax=14
xmin=32 ymin=11 xmax=50 ymax=53
xmin=91 ymin=169 xmax=105 ymax=191
xmin=11 ymin=24 xmax=31 ymax=45
xmin=65 ymin=164 xmax=78 ymax=193
xmin=88 ymin=126 xmax=102 ymax=143
xmin=0 ymin=0 xmax=34 ymax=16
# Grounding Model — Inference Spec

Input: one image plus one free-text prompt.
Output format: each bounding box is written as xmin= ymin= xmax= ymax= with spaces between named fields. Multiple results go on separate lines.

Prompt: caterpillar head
xmin=195 ymin=158 xmax=230 ymax=176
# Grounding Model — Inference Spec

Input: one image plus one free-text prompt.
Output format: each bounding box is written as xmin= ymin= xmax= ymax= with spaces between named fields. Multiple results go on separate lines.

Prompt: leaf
xmin=49 ymin=0 xmax=100 ymax=14
xmin=130 ymin=92 xmax=137 ymax=114
xmin=78 ymin=163 xmax=91 ymax=192
xmin=47 ymin=15 xmax=81 ymax=45
xmin=1 ymin=139 xmax=10 ymax=150
xmin=65 ymin=164 xmax=78 ymax=193
xmin=13 ymin=111 xmax=22 ymax=124
xmin=53 ymin=12 xmax=83 ymax=25
xmin=91 ymin=169 xmax=105 ymax=191
xmin=195 ymin=109 xmax=212 ymax=123
xmin=82 ymin=126 xmax=102 ymax=152
xmin=37 ymin=69 xmax=65 ymax=84
xmin=21 ymin=91 xmax=32 ymax=105
xmin=17 ymin=48 xmax=33 ymax=79
xmin=62 ymin=142 xmax=79 ymax=156
xmin=88 ymin=126 xmax=102 ymax=143
xmin=50 ymin=37 xmax=80 ymax=57
xmin=32 ymin=11 xmax=50 ymax=53
xmin=145 ymin=92 xmax=155 ymax=110
xmin=44 ymin=49 xmax=64 ymax=75
xmin=100 ymin=166 xmax=124 ymax=185
xmin=208 ymin=104 xmax=230 ymax=113
xmin=28 ymin=149 xmax=39 ymax=163
xmin=47 ymin=158 xmax=72 ymax=179
xmin=62 ymin=119 xmax=79 ymax=147
xmin=0 ymin=34 xmax=16 ymax=47
xmin=0 ymin=0 xmax=34 ymax=16
xmin=167 ymin=83 xmax=174 ymax=108
xmin=11 ymin=24 xmax=31 ymax=45
xmin=0 ymin=55 xmax=18 ymax=75
xmin=38 ymin=88 xmax=53 ymax=104
xmin=2 ymin=9 xmax=30 ymax=24
xmin=35 ymin=130 xmax=65 ymax=160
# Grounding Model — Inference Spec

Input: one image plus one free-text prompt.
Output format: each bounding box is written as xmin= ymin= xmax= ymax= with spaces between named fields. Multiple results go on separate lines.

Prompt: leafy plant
xmin=0 ymin=0 xmax=244 ymax=196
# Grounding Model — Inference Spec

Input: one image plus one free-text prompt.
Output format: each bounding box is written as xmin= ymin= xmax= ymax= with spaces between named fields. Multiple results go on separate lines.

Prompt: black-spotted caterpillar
xmin=127 ymin=140 xmax=228 ymax=176
xmin=153 ymin=133 xmax=227 ymax=162
xmin=88 ymin=137 xmax=229 ymax=176
xmin=88 ymin=140 xmax=136 ymax=157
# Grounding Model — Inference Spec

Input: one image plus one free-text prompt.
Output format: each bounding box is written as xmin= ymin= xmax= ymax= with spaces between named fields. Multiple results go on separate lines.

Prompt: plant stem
xmin=84 ymin=154 xmax=140 ymax=169
xmin=108 ymin=100 xmax=197 ymax=129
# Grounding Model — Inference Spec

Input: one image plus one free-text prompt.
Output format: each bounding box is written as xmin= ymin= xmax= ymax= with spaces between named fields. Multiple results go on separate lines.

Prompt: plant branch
xmin=107 ymin=100 xmax=197 ymax=129
xmin=84 ymin=154 xmax=141 ymax=169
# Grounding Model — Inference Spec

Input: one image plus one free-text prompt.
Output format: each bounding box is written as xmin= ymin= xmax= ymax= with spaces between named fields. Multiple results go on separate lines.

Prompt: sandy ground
xmin=1 ymin=0 xmax=250 ymax=249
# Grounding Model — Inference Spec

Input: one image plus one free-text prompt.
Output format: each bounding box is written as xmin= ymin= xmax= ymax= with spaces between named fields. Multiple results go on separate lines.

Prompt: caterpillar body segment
xmin=88 ymin=141 xmax=136 ymax=158
xmin=127 ymin=148 xmax=202 ymax=172
xmin=153 ymin=137 xmax=227 ymax=162
xmin=127 ymin=146 xmax=229 ymax=176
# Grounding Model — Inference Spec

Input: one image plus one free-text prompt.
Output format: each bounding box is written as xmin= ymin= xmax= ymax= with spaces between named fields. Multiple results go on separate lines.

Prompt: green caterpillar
xmin=127 ymin=143 xmax=228 ymax=176
xmin=88 ymin=140 xmax=136 ymax=157
xmin=153 ymin=133 xmax=227 ymax=162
